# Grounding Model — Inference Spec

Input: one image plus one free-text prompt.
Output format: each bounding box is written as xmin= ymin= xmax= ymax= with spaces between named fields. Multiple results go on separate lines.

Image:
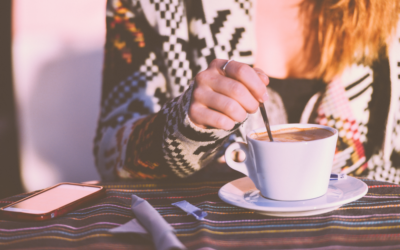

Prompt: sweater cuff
xmin=161 ymin=80 xmax=245 ymax=178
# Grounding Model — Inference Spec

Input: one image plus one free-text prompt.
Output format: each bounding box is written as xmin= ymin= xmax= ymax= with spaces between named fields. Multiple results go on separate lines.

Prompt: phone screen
xmin=3 ymin=184 xmax=101 ymax=214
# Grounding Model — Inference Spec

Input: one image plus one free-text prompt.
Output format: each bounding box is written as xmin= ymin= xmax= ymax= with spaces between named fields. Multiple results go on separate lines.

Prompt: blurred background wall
xmin=13 ymin=0 xmax=107 ymax=192
xmin=0 ymin=0 xmax=23 ymax=199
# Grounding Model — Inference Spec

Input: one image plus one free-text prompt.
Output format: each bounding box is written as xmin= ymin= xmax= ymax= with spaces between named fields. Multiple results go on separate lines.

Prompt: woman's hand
xmin=189 ymin=59 xmax=269 ymax=130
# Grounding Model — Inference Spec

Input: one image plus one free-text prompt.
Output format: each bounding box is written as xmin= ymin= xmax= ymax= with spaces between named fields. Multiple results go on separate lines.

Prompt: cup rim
xmin=247 ymin=123 xmax=338 ymax=144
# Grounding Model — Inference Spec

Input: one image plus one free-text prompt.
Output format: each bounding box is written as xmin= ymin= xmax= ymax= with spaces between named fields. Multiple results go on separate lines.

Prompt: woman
xmin=94 ymin=0 xmax=400 ymax=182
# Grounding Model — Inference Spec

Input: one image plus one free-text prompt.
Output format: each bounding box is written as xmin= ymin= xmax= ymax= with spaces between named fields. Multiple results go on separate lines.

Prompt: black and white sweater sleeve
xmin=94 ymin=0 xmax=241 ymax=180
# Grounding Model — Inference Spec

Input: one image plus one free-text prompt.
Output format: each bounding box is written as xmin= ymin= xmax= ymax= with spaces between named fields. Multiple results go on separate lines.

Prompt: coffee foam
xmin=251 ymin=127 xmax=334 ymax=142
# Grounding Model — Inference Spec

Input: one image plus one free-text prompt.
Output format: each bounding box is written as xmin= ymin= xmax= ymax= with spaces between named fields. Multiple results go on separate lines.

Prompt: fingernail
xmin=257 ymin=72 xmax=269 ymax=83
xmin=260 ymin=92 xmax=269 ymax=103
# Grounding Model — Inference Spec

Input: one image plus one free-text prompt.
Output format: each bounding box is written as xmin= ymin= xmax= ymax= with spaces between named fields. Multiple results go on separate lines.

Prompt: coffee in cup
xmin=250 ymin=127 xmax=334 ymax=142
xmin=225 ymin=124 xmax=338 ymax=201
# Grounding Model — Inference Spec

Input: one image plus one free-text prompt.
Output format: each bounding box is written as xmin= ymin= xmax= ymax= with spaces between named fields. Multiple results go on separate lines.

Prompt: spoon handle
xmin=259 ymin=103 xmax=274 ymax=142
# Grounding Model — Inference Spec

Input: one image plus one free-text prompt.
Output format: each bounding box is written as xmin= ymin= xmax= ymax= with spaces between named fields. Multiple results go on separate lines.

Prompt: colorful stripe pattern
xmin=2 ymin=175 xmax=400 ymax=249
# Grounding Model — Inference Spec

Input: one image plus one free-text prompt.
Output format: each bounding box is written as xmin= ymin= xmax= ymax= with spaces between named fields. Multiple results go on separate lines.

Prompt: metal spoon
xmin=259 ymin=103 xmax=274 ymax=142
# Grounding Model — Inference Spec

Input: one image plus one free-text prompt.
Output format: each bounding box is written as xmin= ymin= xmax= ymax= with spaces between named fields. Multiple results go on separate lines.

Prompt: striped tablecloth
xmin=1 ymin=175 xmax=400 ymax=249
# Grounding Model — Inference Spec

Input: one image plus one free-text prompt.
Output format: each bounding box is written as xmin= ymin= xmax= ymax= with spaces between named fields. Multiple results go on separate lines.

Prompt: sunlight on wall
xmin=13 ymin=0 xmax=106 ymax=191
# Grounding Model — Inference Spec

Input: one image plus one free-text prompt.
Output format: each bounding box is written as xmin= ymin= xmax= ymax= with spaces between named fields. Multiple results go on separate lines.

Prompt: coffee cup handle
xmin=224 ymin=142 xmax=250 ymax=176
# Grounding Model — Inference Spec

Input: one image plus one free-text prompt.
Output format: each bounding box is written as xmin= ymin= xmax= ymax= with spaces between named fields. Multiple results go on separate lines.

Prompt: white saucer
xmin=218 ymin=176 xmax=368 ymax=217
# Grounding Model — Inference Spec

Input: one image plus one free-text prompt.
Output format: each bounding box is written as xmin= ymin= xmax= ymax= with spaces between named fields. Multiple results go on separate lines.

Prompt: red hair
xmin=301 ymin=0 xmax=400 ymax=81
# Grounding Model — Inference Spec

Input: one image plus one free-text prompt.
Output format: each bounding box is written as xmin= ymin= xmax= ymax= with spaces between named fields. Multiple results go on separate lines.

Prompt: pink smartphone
xmin=0 ymin=182 xmax=105 ymax=221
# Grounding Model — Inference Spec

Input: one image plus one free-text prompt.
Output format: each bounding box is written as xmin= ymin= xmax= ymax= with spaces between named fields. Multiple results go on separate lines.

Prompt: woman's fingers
xmin=189 ymin=59 xmax=271 ymax=130
xmin=253 ymin=67 xmax=270 ymax=86
xmin=213 ymin=60 xmax=269 ymax=103
xmin=208 ymin=75 xmax=259 ymax=114
xmin=192 ymin=85 xmax=247 ymax=122
xmin=189 ymin=102 xmax=236 ymax=130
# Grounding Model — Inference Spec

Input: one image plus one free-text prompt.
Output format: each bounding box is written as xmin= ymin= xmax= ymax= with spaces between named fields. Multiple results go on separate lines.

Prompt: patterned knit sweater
xmin=94 ymin=0 xmax=400 ymax=183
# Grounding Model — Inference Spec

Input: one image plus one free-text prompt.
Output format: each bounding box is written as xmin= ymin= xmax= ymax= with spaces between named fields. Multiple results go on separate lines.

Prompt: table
xmin=2 ymin=170 xmax=400 ymax=249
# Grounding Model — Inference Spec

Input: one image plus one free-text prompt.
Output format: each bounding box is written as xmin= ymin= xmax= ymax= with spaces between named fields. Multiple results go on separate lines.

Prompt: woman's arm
xmin=94 ymin=0 xmax=174 ymax=180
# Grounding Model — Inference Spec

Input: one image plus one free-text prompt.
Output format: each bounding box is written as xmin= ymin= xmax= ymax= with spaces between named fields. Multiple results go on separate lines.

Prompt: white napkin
xmin=109 ymin=195 xmax=186 ymax=250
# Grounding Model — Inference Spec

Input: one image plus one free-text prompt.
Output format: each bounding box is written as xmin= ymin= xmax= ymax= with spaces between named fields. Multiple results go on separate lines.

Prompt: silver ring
xmin=222 ymin=59 xmax=234 ymax=72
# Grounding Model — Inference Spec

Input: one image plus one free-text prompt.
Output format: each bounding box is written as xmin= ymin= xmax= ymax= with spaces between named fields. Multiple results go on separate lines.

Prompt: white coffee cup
xmin=225 ymin=124 xmax=338 ymax=201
